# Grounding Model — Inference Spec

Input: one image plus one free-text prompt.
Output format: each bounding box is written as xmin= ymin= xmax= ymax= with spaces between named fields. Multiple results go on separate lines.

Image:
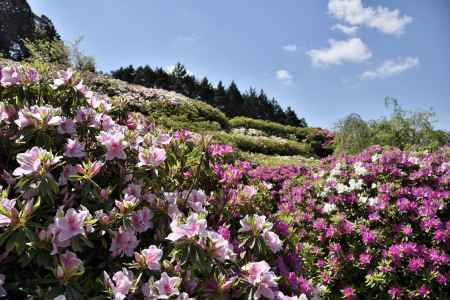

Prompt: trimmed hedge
xmin=214 ymin=132 xmax=312 ymax=156
xmin=230 ymin=116 xmax=334 ymax=157
xmin=135 ymin=98 xmax=230 ymax=132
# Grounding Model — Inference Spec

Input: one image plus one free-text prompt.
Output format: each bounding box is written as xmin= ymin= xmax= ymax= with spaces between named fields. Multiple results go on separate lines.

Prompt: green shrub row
xmin=214 ymin=132 xmax=312 ymax=156
xmin=132 ymin=98 xmax=230 ymax=132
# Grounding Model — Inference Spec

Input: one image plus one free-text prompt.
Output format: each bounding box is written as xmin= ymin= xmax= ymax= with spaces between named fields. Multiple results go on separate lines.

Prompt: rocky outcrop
xmin=0 ymin=0 xmax=59 ymax=60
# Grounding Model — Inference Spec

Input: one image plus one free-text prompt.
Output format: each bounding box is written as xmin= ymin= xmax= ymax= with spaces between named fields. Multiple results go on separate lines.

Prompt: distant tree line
xmin=111 ymin=63 xmax=307 ymax=127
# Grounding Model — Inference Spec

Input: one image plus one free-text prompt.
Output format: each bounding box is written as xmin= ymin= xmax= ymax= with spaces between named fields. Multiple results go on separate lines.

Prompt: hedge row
xmin=214 ymin=132 xmax=312 ymax=156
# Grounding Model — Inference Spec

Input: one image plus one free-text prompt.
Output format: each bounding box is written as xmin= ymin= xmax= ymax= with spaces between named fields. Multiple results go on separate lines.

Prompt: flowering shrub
xmin=0 ymin=62 xmax=448 ymax=300
xmin=278 ymin=145 xmax=449 ymax=299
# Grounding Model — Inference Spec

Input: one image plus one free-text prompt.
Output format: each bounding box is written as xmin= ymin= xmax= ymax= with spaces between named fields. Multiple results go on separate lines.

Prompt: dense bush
xmin=230 ymin=117 xmax=334 ymax=157
xmin=138 ymin=98 xmax=230 ymax=132
xmin=278 ymin=145 xmax=449 ymax=299
xmin=215 ymin=132 xmax=312 ymax=156
xmin=0 ymin=62 xmax=448 ymax=300
xmin=334 ymin=98 xmax=449 ymax=154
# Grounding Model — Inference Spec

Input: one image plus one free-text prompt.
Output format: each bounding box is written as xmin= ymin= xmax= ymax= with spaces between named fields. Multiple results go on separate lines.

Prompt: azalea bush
xmin=0 ymin=62 xmax=448 ymax=300
xmin=278 ymin=145 xmax=449 ymax=299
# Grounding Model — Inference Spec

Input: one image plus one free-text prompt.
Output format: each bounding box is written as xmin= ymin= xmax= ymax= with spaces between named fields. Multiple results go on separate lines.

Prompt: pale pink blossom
xmin=137 ymin=146 xmax=166 ymax=167
xmin=75 ymin=80 xmax=94 ymax=98
xmin=110 ymin=228 xmax=139 ymax=257
xmin=241 ymin=185 xmax=258 ymax=200
xmin=13 ymin=147 xmax=62 ymax=177
xmin=64 ymin=138 xmax=86 ymax=158
xmin=155 ymin=272 xmax=181 ymax=298
xmin=103 ymin=268 xmax=134 ymax=300
xmin=239 ymin=214 xmax=273 ymax=233
xmin=15 ymin=105 xmax=62 ymax=129
xmin=183 ymin=189 xmax=207 ymax=212
xmin=263 ymin=231 xmax=283 ymax=253
xmin=0 ymin=199 xmax=16 ymax=227
xmin=255 ymin=271 xmax=278 ymax=300
xmin=155 ymin=133 xmax=172 ymax=145
xmin=166 ymin=213 xmax=207 ymax=242
xmin=200 ymin=230 xmax=235 ymax=262
xmin=57 ymin=117 xmax=76 ymax=135
xmin=140 ymin=245 xmax=163 ymax=270
xmin=53 ymin=68 xmax=74 ymax=88
xmin=130 ymin=207 xmax=153 ymax=233
xmin=98 ymin=131 xmax=128 ymax=160
xmin=0 ymin=66 xmax=20 ymax=87
xmin=242 ymin=261 xmax=271 ymax=285
xmin=54 ymin=208 xmax=89 ymax=242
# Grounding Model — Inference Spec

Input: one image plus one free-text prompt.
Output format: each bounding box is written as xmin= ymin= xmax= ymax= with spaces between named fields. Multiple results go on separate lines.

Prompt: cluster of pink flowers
xmin=0 ymin=63 xmax=448 ymax=300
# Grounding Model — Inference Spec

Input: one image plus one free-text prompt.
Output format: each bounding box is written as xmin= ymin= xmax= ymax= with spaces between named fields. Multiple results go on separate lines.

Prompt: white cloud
xmin=328 ymin=0 xmax=412 ymax=35
xmin=307 ymin=38 xmax=372 ymax=66
xmin=275 ymin=69 xmax=293 ymax=83
xmin=282 ymin=44 xmax=297 ymax=52
xmin=361 ymin=57 xmax=419 ymax=79
xmin=332 ymin=23 xmax=358 ymax=35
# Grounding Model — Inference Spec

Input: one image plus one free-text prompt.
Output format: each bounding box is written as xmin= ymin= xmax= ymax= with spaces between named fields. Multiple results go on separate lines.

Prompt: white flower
xmin=322 ymin=203 xmax=337 ymax=214
xmin=354 ymin=162 xmax=367 ymax=176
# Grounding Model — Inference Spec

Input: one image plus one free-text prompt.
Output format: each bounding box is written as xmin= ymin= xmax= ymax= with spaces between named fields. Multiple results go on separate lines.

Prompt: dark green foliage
xmin=136 ymin=98 xmax=230 ymax=132
xmin=0 ymin=0 xmax=60 ymax=60
xmin=111 ymin=63 xmax=307 ymax=127
xmin=214 ymin=133 xmax=312 ymax=156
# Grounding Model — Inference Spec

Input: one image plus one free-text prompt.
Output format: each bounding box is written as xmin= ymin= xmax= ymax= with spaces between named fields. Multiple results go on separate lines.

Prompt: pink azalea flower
xmin=140 ymin=245 xmax=163 ymax=271
xmin=342 ymin=287 xmax=356 ymax=300
xmin=75 ymin=80 xmax=94 ymax=98
xmin=242 ymin=261 xmax=271 ymax=285
xmin=183 ymin=189 xmax=208 ymax=212
xmin=64 ymin=138 xmax=86 ymax=158
xmin=13 ymin=147 xmax=61 ymax=177
xmin=15 ymin=105 xmax=62 ymax=129
xmin=263 ymin=231 xmax=283 ymax=253
xmin=54 ymin=208 xmax=89 ymax=242
xmin=0 ymin=199 xmax=16 ymax=227
xmin=98 ymin=131 xmax=128 ymax=160
xmin=53 ymin=68 xmax=74 ymax=88
xmin=130 ymin=207 xmax=153 ymax=233
xmin=208 ymin=144 xmax=233 ymax=157
xmin=155 ymin=272 xmax=181 ymax=298
xmin=137 ymin=146 xmax=166 ymax=167
xmin=239 ymin=214 xmax=273 ymax=233
xmin=255 ymin=271 xmax=278 ymax=300
xmin=166 ymin=213 xmax=207 ymax=242
xmin=57 ymin=117 xmax=76 ymax=135
xmin=103 ymin=268 xmax=134 ymax=300
xmin=60 ymin=250 xmax=82 ymax=272
xmin=24 ymin=67 xmax=40 ymax=83
xmin=0 ymin=66 xmax=20 ymax=87
xmin=155 ymin=133 xmax=172 ymax=145
xmin=0 ymin=103 xmax=16 ymax=123
xmin=200 ymin=230 xmax=235 ymax=262
xmin=110 ymin=228 xmax=139 ymax=257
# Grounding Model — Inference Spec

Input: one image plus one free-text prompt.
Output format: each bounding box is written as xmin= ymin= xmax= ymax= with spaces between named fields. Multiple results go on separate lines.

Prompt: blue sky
xmin=28 ymin=0 xmax=450 ymax=130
